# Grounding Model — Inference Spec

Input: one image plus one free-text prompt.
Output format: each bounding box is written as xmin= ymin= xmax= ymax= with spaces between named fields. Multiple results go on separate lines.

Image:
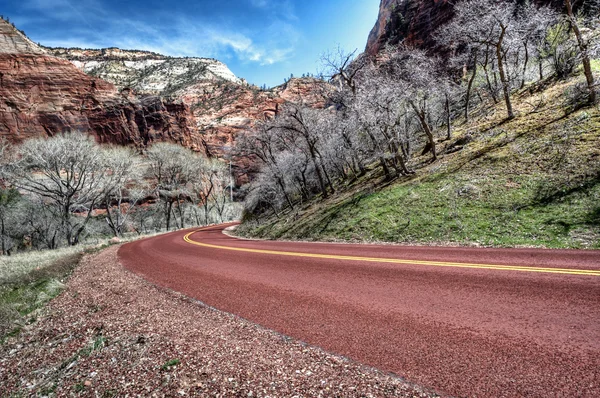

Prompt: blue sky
xmin=3 ymin=0 xmax=379 ymax=87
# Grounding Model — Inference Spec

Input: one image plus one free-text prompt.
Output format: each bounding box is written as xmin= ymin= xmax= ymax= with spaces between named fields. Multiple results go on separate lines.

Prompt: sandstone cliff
xmin=0 ymin=18 xmax=329 ymax=184
xmin=0 ymin=18 xmax=198 ymax=148
xmin=174 ymin=77 xmax=328 ymax=180
xmin=366 ymin=0 xmax=563 ymax=56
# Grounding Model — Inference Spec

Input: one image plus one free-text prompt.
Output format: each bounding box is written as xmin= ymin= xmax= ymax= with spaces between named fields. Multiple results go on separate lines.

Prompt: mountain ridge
xmin=47 ymin=47 xmax=243 ymax=96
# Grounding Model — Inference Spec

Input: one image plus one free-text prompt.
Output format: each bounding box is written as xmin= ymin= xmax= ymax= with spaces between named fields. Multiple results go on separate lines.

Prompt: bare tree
xmin=355 ymin=72 xmax=413 ymax=178
xmin=439 ymin=0 xmax=524 ymax=119
xmin=146 ymin=143 xmax=200 ymax=231
xmin=321 ymin=46 xmax=369 ymax=96
xmin=9 ymin=133 xmax=110 ymax=246
xmin=542 ymin=19 xmax=581 ymax=78
xmin=210 ymin=163 xmax=232 ymax=223
xmin=102 ymin=147 xmax=145 ymax=237
xmin=0 ymin=188 xmax=20 ymax=254
xmin=270 ymin=104 xmax=334 ymax=199
xmin=516 ymin=3 xmax=558 ymax=88
xmin=383 ymin=47 xmax=448 ymax=161
xmin=235 ymin=123 xmax=296 ymax=209
xmin=565 ymin=0 xmax=597 ymax=103
xmin=0 ymin=139 xmax=19 ymax=254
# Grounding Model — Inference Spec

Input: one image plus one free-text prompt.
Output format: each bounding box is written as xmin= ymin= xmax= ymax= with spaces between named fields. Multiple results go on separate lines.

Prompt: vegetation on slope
xmin=0 ymin=248 xmax=83 ymax=342
xmin=238 ymin=73 xmax=600 ymax=249
xmin=237 ymin=1 xmax=599 ymax=249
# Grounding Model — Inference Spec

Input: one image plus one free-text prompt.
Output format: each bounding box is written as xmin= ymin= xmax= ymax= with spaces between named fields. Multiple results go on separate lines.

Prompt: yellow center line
xmin=183 ymin=230 xmax=600 ymax=276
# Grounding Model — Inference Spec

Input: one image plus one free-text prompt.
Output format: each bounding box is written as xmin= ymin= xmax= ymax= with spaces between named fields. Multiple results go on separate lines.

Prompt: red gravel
xmin=119 ymin=224 xmax=600 ymax=397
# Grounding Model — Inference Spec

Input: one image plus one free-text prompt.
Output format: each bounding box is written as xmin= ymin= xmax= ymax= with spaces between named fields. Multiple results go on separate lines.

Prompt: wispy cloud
xmin=19 ymin=0 xmax=299 ymax=66
xmin=249 ymin=0 xmax=270 ymax=8
xmin=248 ymin=0 xmax=297 ymax=21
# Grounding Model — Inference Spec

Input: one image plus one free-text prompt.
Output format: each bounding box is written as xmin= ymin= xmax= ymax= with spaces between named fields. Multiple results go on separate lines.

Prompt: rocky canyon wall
xmin=366 ymin=0 xmax=564 ymax=56
xmin=0 ymin=18 xmax=198 ymax=149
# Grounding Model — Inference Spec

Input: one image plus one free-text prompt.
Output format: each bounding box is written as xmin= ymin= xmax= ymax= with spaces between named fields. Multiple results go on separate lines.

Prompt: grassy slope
xmin=0 ymin=231 xmax=175 ymax=343
xmin=238 ymin=74 xmax=600 ymax=249
xmin=0 ymin=248 xmax=83 ymax=342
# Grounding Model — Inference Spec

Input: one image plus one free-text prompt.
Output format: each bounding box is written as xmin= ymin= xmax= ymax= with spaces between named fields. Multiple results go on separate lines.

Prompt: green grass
xmin=0 ymin=226 xmax=207 ymax=343
xmin=161 ymin=358 xmax=181 ymax=371
xmin=239 ymin=74 xmax=600 ymax=249
xmin=0 ymin=248 xmax=83 ymax=342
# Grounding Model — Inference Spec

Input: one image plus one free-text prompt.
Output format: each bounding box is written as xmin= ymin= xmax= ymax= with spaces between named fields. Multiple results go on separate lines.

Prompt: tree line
xmin=0 ymin=135 xmax=237 ymax=254
xmin=240 ymin=0 xmax=599 ymax=219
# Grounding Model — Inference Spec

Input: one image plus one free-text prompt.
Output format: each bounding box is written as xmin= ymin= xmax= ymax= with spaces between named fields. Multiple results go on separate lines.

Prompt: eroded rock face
xmin=0 ymin=19 xmax=46 ymax=55
xmin=45 ymin=44 xmax=328 ymax=167
xmin=366 ymin=0 xmax=453 ymax=55
xmin=366 ymin=0 xmax=562 ymax=56
xmin=174 ymin=77 xmax=329 ymax=184
xmin=0 ymin=19 xmax=197 ymax=148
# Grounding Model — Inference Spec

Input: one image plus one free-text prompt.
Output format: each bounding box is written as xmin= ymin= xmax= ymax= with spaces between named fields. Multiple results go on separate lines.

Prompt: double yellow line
xmin=183 ymin=230 xmax=600 ymax=276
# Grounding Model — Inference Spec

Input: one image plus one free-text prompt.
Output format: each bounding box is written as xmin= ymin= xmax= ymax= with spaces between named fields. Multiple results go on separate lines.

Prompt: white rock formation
xmin=47 ymin=47 xmax=241 ymax=95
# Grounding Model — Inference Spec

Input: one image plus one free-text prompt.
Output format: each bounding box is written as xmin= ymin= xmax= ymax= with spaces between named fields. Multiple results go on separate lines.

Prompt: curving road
xmin=119 ymin=223 xmax=600 ymax=397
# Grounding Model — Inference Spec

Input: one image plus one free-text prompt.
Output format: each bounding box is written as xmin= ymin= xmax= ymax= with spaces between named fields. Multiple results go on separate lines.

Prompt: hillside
xmin=237 ymin=71 xmax=600 ymax=249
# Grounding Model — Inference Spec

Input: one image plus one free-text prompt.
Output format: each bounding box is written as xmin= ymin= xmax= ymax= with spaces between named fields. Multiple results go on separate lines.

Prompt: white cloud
xmin=248 ymin=0 xmax=297 ymax=21
xmin=19 ymin=0 xmax=300 ymax=66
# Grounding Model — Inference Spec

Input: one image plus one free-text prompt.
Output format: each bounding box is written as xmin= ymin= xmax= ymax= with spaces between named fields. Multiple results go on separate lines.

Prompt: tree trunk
xmin=445 ymin=93 xmax=452 ymax=140
xmin=496 ymin=27 xmax=515 ymax=119
xmin=309 ymin=146 xmax=328 ymax=199
xmin=391 ymin=145 xmax=412 ymax=175
xmin=521 ymin=41 xmax=529 ymax=89
xmin=320 ymin=161 xmax=336 ymax=194
xmin=71 ymin=205 xmax=96 ymax=246
xmin=483 ymin=49 xmax=499 ymax=103
xmin=275 ymin=175 xmax=294 ymax=210
xmin=409 ymin=101 xmax=437 ymax=161
xmin=177 ymin=200 xmax=185 ymax=229
xmin=165 ymin=201 xmax=173 ymax=231
xmin=379 ymin=156 xmax=391 ymax=180
xmin=1 ymin=216 xmax=5 ymax=255
xmin=565 ymin=0 xmax=596 ymax=104
xmin=105 ymin=197 xmax=119 ymax=237
xmin=63 ymin=202 xmax=72 ymax=246
xmin=465 ymin=53 xmax=478 ymax=122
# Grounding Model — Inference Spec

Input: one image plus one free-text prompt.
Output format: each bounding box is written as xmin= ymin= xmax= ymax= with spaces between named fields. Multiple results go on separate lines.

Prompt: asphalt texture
xmin=119 ymin=224 xmax=600 ymax=397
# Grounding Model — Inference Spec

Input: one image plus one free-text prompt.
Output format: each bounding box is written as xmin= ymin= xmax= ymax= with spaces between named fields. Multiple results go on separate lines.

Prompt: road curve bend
xmin=119 ymin=224 xmax=600 ymax=397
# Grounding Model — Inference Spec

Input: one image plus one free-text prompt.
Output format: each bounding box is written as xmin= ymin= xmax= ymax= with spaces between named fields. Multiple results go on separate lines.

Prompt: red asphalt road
xmin=119 ymin=224 xmax=600 ymax=397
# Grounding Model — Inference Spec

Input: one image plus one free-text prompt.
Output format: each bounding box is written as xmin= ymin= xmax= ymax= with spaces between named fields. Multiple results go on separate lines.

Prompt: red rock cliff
xmin=0 ymin=19 xmax=198 ymax=149
xmin=366 ymin=0 xmax=563 ymax=56
xmin=176 ymin=77 xmax=329 ymax=184
xmin=0 ymin=18 xmax=329 ymax=184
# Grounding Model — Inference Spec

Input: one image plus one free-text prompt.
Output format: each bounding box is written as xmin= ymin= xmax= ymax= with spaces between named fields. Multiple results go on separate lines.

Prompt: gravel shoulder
xmin=0 ymin=246 xmax=437 ymax=397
